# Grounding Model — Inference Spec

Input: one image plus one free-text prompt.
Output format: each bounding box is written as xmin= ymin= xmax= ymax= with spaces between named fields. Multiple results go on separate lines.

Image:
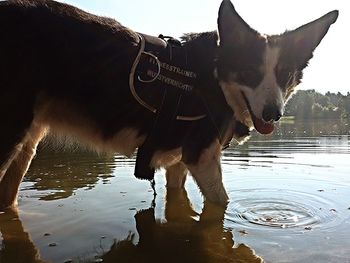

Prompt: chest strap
xmin=131 ymin=34 xmax=208 ymax=180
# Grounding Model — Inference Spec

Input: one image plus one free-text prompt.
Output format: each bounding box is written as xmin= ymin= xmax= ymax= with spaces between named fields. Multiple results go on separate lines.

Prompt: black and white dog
xmin=0 ymin=0 xmax=338 ymax=210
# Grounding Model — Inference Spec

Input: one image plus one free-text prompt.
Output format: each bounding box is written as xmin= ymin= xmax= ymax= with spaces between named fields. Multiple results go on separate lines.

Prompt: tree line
xmin=285 ymin=90 xmax=350 ymax=120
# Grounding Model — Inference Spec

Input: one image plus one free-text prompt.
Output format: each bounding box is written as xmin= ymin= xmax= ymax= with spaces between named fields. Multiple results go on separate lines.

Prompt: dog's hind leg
xmin=0 ymin=96 xmax=36 ymax=179
xmin=186 ymin=140 xmax=229 ymax=206
xmin=0 ymin=121 xmax=47 ymax=210
xmin=165 ymin=162 xmax=188 ymax=189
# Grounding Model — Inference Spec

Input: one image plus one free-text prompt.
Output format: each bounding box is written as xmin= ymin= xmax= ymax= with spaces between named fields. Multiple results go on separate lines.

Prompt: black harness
xmin=130 ymin=33 xmax=207 ymax=121
xmin=130 ymin=34 xmax=230 ymax=181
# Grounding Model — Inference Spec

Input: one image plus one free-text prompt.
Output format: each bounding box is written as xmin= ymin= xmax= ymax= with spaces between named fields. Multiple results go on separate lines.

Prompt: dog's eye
xmin=236 ymin=69 xmax=262 ymax=88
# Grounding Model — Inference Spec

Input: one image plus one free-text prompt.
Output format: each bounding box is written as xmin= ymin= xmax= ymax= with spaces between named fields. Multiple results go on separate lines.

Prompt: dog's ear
xmin=217 ymin=0 xmax=258 ymax=46
xmin=282 ymin=10 xmax=338 ymax=68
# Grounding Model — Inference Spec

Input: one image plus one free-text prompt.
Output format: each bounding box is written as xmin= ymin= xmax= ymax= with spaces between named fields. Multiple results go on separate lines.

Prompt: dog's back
xmin=0 ymin=0 xmax=139 ymax=96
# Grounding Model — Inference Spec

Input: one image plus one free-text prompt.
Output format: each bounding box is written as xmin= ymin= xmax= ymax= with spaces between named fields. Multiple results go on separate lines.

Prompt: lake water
xmin=1 ymin=120 xmax=350 ymax=263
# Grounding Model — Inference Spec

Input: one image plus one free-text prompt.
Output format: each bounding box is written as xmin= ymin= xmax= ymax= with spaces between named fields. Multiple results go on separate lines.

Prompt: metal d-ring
xmin=137 ymin=51 xmax=161 ymax=83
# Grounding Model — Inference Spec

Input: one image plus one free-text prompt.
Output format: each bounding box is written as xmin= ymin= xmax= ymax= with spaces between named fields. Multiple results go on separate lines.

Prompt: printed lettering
xmin=148 ymin=57 xmax=197 ymax=79
xmin=146 ymin=70 xmax=194 ymax=92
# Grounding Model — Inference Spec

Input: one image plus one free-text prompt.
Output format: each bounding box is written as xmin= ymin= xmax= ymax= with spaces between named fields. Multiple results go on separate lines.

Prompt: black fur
xmin=0 ymin=0 xmax=236 ymax=174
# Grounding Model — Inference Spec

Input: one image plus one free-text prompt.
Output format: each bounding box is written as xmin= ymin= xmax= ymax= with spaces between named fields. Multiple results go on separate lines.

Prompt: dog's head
xmin=216 ymin=0 xmax=338 ymax=134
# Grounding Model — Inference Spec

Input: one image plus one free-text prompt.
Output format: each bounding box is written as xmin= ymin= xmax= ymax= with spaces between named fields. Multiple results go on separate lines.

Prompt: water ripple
xmin=226 ymin=189 xmax=338 ymax=231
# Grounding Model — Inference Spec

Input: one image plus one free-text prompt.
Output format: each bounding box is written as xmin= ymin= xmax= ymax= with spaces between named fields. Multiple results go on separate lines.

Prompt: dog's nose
xmin=262 ymin=105 xmax=282 ymax=122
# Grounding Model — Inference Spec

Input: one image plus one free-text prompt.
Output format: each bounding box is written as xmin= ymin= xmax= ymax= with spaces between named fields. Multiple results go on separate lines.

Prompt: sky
xmin=58 ymin=0 xmax=349 ymax=95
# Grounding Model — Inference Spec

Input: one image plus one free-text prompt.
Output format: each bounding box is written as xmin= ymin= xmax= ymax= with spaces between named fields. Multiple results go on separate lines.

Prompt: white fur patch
xmin=166 ymin=162 xmax=188 ymax=188
xmin=106 ymin=128 xmax=146 ymax=156
xmin=35 ymin=99 xmax=145 ymax=156
xmin=151 ymin=148 xmax=182 ymax=168
xmin=0 ymin=144 xmax=23 ymax=180
xmin=186 ymin=140 xmax=228 ymax=205
xmin=0 ymin=122 xmax=47 ymax=208
xmin=220 ymin=81 xmax=254 ymax=129
xmin=241 ymin=46 xmax=284 ymax=119
xmin=220 ymin=46 xmax=285 ymax=121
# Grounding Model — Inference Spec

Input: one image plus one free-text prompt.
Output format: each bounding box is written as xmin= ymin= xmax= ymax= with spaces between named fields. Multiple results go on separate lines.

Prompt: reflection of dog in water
xmin=0 ymin=209 xmax=44 ymax=263
xmin=102 ymin=189 xmax=263 ymax=263
xmin=0 ymin=189 xmax=262 ymax=263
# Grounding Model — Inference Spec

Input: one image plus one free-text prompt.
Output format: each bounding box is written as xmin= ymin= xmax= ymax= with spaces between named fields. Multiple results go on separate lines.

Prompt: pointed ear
xmin=283 ymin=10 xmax=339 ymax=65
xmin=217 ymin=0 xmax=258 ymax=46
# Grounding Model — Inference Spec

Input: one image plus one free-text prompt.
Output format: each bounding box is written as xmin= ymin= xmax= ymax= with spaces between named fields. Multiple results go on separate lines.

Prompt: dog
xmin=0 ymin=0 xmax=338 ymax=210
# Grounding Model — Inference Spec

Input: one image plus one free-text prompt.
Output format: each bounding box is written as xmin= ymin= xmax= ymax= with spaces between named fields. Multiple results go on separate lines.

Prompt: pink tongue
xmin=254 ymin=118 xmax=275 ymax=135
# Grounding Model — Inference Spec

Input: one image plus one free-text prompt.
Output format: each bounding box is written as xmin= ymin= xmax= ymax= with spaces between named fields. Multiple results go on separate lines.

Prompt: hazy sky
xmin=58 ymin=0 xmax=348 ymax=95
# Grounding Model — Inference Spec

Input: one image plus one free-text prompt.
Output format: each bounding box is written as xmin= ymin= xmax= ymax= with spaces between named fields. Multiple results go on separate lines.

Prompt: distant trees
xmin=285 ymin=90 xmax=350 ymax=120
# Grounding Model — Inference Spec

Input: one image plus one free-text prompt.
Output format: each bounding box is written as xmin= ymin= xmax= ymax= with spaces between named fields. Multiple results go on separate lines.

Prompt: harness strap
xmin=132 ymin=34 xmax=206 ymax=180
xmin=131 ymin=33 xmax=235 ymax=181
xmin=129 ymin=35 xmax=158 ymax=113
xmin=129 ymin=34 xmax=207 ymax=121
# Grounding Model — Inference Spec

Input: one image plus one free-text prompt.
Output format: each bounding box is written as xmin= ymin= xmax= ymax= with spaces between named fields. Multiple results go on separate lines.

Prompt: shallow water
xmin=1 ymin=120 xmax=350 ymax=263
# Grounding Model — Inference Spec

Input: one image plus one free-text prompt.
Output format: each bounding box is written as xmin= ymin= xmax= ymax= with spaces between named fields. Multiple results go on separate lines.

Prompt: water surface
xmin=1 ymin=120 xmax=350 ymax=263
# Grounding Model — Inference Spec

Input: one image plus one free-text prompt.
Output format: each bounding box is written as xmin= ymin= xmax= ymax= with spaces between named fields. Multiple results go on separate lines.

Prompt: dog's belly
xmin=34 ymin=99 xmax=146 ymax=156
xmin=151 ymin=148 xmax=182 ymax=168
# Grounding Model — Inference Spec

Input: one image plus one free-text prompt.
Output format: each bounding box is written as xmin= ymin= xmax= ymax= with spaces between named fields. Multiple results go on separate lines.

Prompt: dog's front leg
xmin=165 ymin=162 xmax=188 ymax=189
xmin=186 ymin=140 xmax=228 ymax=206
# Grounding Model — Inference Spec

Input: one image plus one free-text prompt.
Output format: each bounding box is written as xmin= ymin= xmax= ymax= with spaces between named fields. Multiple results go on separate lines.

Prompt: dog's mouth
xmin=242 ymin=93 xmax=275 ymax=135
